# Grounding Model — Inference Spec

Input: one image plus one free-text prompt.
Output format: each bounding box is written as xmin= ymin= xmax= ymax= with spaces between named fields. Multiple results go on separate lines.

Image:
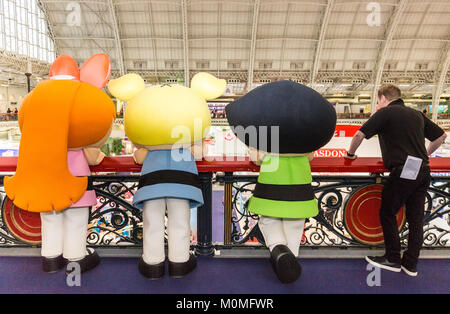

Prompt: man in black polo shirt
xmin=345 ymin=84 xmax=447 ymax=276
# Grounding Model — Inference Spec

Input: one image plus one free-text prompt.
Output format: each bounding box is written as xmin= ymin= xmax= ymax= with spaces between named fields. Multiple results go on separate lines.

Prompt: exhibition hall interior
xmin=0 ymin=0 xmax=448 ymax=295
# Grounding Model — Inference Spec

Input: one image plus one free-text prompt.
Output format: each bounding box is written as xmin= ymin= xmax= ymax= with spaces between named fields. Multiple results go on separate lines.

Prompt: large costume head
xmin=108 ymin=72 xmax=226 ymax=147
xmin=225 ymin=80 xmax=336 ymax=154
xmin=4 ymin=54 xmax=116 ymax=212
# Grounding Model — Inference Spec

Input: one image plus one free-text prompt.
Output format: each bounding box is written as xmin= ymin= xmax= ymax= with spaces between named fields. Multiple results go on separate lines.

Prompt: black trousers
xmin=379 ymin=167 xmax=430 ymax=267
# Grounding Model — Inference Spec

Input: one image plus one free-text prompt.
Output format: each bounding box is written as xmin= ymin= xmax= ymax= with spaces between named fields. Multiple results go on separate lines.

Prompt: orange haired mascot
xmin=4 ymin=54 xmax=116 ymax=273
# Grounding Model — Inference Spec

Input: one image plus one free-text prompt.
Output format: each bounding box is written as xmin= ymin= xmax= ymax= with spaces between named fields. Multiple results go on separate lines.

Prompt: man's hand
xmin=344 ymin=151 xmax=357 ymax=160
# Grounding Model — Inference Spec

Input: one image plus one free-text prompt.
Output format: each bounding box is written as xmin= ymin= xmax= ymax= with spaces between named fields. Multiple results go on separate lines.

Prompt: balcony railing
xmin=0 ymin=157 xmax=448 ymax=255
xmin=0 ymin=113 xmax=18 ymax=121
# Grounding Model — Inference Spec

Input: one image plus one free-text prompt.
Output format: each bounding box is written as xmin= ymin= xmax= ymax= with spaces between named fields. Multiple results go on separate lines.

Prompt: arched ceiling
xmin=1 ymin=0 xmax=449 ymax=106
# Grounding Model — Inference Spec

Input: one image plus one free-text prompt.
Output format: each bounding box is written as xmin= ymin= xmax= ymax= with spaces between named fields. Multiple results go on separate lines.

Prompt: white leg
xmin=282 ymin=218 xmax=305 ymax=257
xmin=142 ymin=199 xmax=166 ymax=265
xmin=62 ymin=207 xmax=89 ymax=261
xmin=40 ymin=210 xmax=63 ymax=258
xmin=166 ymin=198 xmax=191 ymax=263
xmin=258 ymin=215 xmax=287 ymax=252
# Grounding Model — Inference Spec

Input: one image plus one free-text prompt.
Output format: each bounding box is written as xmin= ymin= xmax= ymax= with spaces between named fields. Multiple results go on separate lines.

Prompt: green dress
xmin=248 ymin=155 xmax=318 ymax=219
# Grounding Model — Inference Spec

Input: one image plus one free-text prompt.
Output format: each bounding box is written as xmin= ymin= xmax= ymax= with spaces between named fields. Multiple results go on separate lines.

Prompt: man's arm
xmin=427 ymin=132 xmax=447 ymax=156
xmin=345 ymin=130 xmax=366 ymax=159
xmin=423 ymin=114 xmax=446 ymax=156
xmin=345 ymin=109 xmax=386 ymax=160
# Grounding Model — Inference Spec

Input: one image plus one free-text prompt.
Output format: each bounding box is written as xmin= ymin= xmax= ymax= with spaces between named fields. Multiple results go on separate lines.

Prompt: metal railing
xmin=0 ymin=156 xmax=448 ymax=256
xmin=0 ymin=113 xmax=18 ymax=121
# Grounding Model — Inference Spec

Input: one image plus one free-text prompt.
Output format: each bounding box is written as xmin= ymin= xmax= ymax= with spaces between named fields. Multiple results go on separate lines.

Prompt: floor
xmin=0 ymin=256 xmax=448 ymax=294
xmin=1 ymin=189 xmax=448 ymax=294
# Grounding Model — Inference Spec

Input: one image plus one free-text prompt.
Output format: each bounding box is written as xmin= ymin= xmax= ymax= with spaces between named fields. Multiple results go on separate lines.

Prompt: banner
xmin=313 ymin=148 xmax=347 ymax=158
xmin=334 ymin=125 xmax=361 ymax=137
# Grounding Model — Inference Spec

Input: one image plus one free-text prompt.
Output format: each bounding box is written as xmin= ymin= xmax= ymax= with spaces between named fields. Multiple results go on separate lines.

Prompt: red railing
xmin=0 ymin=156 xmax=449 ymax=173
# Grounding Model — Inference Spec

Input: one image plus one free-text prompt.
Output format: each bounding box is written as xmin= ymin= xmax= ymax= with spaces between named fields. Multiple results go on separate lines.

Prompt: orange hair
xmin=4 ymin=54 xmax=116 ymax=212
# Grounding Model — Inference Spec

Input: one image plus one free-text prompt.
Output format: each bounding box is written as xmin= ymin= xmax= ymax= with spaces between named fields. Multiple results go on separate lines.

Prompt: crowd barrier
xmin=0 ymin=113 xmax=18 ymax=121
xmin=0 ymin=156 xmax=449 ymax=255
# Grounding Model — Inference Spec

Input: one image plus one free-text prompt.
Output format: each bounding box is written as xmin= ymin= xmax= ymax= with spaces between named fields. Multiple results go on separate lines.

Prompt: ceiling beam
xmin=146 ymin=2 xmax=159 ymax=79
xmin=77 ymin=2 xmax=115 ymax=57
xmin=370 ymin=0 xmax=408 ymax=113
xmin=432 ymin=42 xmax=450 ymax=121
xmin=42 ymin=0 xmax=107 ymax=3
xmin=341 ymin=2 xmax=361 ymax=73
xmin=181 ymin=0 xmax=189 ymax=86
xmin=403 ymin=3 xmax=432 ymax=74
xmin=37 ymin=1 xmax=61 ymax=57
xmin=107 ymin=0 xmax=125 ymax=75
xmin=310 ymin=0 xmax=335 ymax=86
xmin=217 ymin=2 xmax=222 ymax=76
xmin=278 ymin=2 xmax=291 ymax=76
xmin=54 ymin=37 xmax=116 ymax=41
xmin=247 ymin=0 xmax=260 ymax=91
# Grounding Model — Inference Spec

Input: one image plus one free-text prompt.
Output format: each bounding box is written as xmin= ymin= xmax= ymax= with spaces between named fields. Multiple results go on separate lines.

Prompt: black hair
xmin=225 ymin=80 xmax=336 ymax=154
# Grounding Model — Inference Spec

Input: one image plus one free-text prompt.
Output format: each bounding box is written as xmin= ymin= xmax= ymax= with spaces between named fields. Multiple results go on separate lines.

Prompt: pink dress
xmin=68 ymin=150 xmax=97 ymax=207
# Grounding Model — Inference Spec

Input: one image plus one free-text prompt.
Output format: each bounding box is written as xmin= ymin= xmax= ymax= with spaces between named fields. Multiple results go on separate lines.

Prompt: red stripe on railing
xmin=0 ymin=156 xmax=449 ymax=173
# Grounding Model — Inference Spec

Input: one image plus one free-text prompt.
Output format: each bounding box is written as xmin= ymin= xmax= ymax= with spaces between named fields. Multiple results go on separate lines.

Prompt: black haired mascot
xmin=226 ymin=80 xmax=336 ymax=283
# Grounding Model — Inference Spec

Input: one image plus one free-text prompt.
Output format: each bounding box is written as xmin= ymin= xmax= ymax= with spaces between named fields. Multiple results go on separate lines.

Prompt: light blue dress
xmin=132 ymin=148 xmax=204 ymax=209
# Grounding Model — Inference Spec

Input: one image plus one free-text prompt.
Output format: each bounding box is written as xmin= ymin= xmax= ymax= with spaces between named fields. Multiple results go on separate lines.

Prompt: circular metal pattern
xmin=1 ymin=196 xmax=42 ymax=244
xmin=343 ymin=184 xmax=406 ymax=245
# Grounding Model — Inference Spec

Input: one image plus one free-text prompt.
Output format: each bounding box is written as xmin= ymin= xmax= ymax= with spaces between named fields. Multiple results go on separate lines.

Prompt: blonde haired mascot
xmin=109 ymin=72 xmax=225 ymax=279
xmin=5 ymin=54 xmax=116 ymax=273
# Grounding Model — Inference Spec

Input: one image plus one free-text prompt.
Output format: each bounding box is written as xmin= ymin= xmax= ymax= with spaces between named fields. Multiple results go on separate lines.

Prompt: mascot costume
xmin=108 ymin=72 xmax=226 ymax=279
xmin=226 ymin=80 xmax=336 ymax=283
xmin=5 ymin=54 xmax=116 ymax=273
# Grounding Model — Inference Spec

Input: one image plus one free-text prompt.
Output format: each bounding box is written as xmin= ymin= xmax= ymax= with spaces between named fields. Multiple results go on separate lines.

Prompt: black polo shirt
xmin=359 ymin=99 xmax=444 ymax=170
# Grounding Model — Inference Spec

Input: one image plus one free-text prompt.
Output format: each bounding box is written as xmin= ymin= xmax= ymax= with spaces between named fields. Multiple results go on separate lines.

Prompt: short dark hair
xmin=377 ymin=84 xmax=401 ymax=101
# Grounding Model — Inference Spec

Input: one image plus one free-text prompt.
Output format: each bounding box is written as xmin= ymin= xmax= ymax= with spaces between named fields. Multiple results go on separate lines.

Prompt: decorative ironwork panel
xmin=0 ymin=173 xmax=448 ymax=250
xmin=87 ymin=177 xmax=142 ymax=246
xmin=0 ymin=175 xmax=144 ymax=247
xmin=218 ymin=174 xmax=450 ymax=249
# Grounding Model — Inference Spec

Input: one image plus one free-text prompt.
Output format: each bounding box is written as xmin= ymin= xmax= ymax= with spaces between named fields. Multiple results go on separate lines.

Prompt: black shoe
xmin=401 ymin=263 xmax=418 ymax=277
xmin=66 ymin=248 xmax=100 ymax=274
xmin=365 ymin=255 xmax=401 ymax=272
xmin=42 ymin=255 xmax=68 ymax=273
xmin=168 ymin=253 xmax=197 ymax=278
xmin=270 ymin=245 xmax=301 ymax=284
xmin=138 ymin=257 xmax=165 ymax=280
